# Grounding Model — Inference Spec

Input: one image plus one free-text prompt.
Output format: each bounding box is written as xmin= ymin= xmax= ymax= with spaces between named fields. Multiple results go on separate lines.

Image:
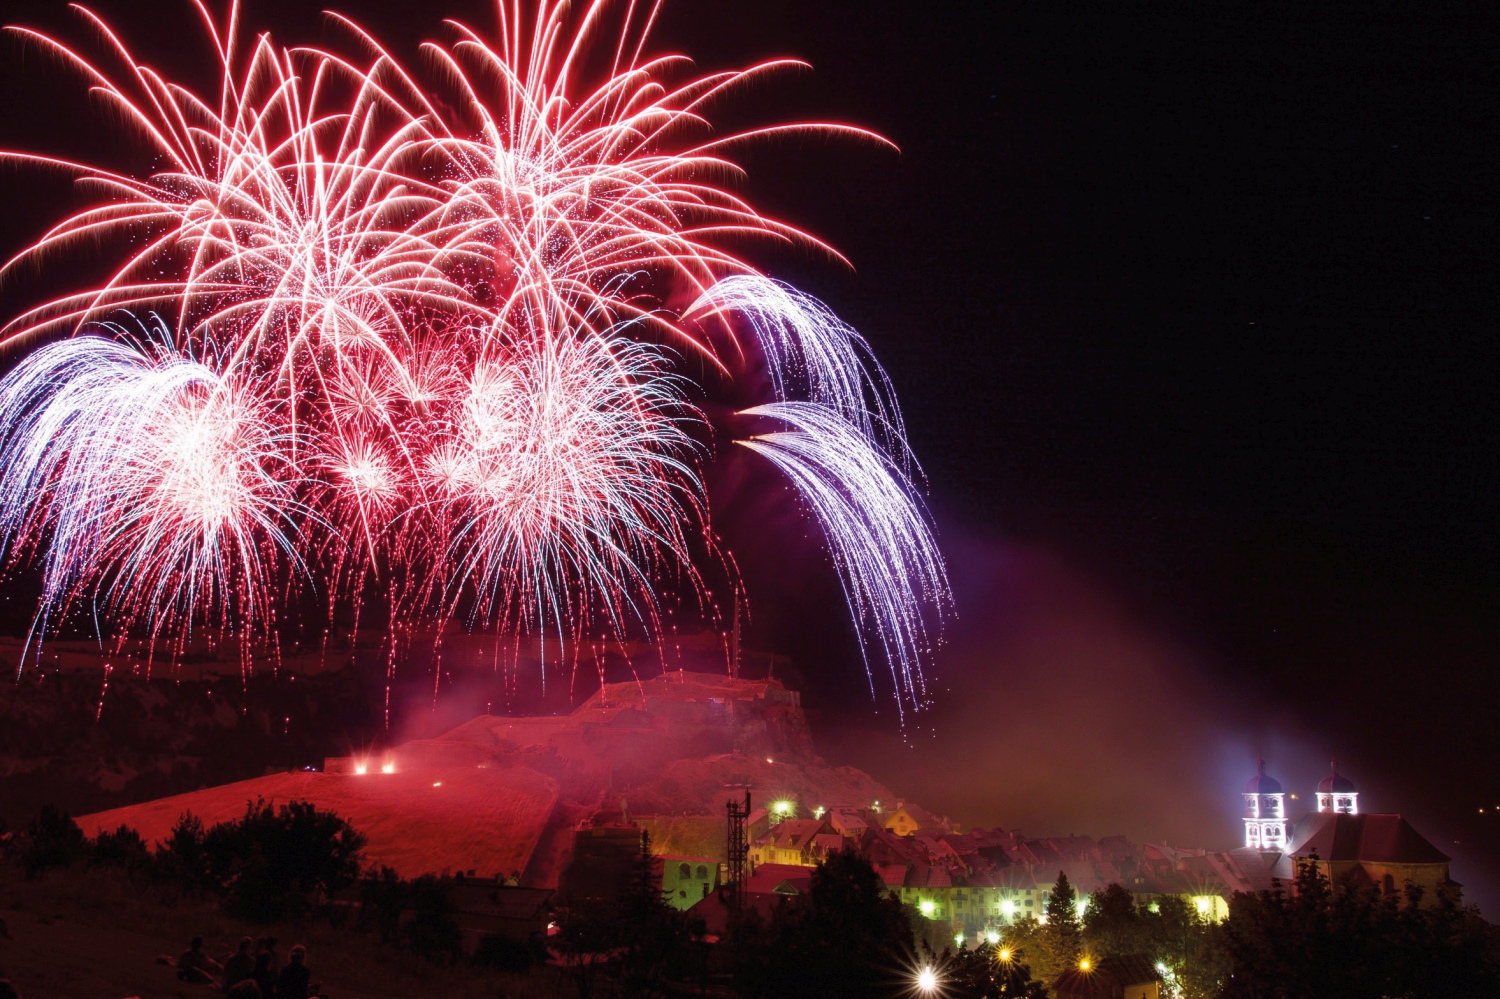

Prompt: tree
xmin=157 ymin=811 xmax=211 ymax=888
xmin=730 ymin=847 xmax=915 ymax=999
xmin=553 ymin=895 xmax=622 ymax=999
xmin=21 ymin=805 xmax=85 ymax=875
xmin=400 ymin=875 xmax=463 ymax=962
xmin=1032 ymin=870 xmax=1081 ymax=982
xmin=1221 ymin=858 xmax=1500 ymax=998
xmin=196 ymin=799 xmax=364 ymax=920
xmin=357 ymin=866 xmax=407 ymax=945
xmin=1083 ymin=883 xmax=1144 ymax=957
xmin=616 ymin=830 xmax=688 ymax=996
xmin=945 ymin=942 xmax=1049 ymax=998
xmin=90 ymin=824 xmax=150 ymax=871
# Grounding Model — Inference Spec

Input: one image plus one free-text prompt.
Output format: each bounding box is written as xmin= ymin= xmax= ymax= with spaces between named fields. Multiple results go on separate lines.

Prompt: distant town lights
xmin=354 ymin=764 xmax=367 ymax=775
xmin=381 ymin=763 xmax=395 ymax=774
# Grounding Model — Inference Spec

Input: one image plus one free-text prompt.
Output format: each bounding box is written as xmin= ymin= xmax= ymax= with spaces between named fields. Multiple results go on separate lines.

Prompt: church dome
xmin=1244 ymin=760 xmax=1283 ymax=795
xmin=1318 ymin=762 xmax=1357 ymax=794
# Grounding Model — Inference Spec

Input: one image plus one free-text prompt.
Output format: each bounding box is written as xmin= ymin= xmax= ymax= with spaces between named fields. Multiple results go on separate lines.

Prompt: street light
xmin=915 ymin=966 xmax=939 ymax=995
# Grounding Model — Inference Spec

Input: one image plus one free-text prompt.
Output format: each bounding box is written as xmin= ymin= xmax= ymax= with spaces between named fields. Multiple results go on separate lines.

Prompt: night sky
xmin=0 ymin=1 xmax=1496 ymax=908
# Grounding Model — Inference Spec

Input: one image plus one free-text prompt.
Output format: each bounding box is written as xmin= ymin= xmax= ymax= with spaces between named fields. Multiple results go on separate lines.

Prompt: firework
xmin=0 ymin=0 xmax=949 ymax=714
xmin=0 ymin=323 xmax=305 ymax=663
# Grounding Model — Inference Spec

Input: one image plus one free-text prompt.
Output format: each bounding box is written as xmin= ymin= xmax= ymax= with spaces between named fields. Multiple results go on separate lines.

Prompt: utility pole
xmin=725 ymin=789 xmax=750 ymax=908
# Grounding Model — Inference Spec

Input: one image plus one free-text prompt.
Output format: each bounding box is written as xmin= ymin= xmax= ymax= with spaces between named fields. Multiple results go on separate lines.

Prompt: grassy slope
xmin=76 ymin=766 xmax=559 ymax=881
xmin=0 ymin=865 xmax=553 ymax=999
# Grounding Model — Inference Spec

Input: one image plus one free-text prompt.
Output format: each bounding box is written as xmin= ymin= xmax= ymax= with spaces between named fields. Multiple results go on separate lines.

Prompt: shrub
xmin=158 ymin=812 xmax=211 ymax=888
xmin=204 ymin=799 xmax=366 ymax=922
xmin=401 ymin=875 xmax=463 ymax=963
xmin=473 ymin=933 xmax=534 ymax=973
xmin=90 ymin=824 xmax=150 ymax=869
xmin=21 ymin=805 xmax=85 ymax=876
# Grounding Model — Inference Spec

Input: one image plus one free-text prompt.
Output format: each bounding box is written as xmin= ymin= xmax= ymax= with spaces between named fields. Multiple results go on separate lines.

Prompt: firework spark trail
xmin=0 ymin=0 xmax=950 ymax=715
xmin=0 ymin=328 xmax=307 ymax=669
xmin=737 ymin=402 xmax=948 ymax=718
xmin=697 ymin=275 xmax=947 ymax=716
xmin=437 ymin=330 xmax=704 ymax=642
xmin=685 ymin=275 xmax=908 ymax=455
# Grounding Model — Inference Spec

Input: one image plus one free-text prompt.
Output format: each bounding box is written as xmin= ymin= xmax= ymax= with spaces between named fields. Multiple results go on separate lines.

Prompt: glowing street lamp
xmin=920 ymin=899 xmax=937 ymax=918
xmin=915 ymin=966 xmax=940 ymax=995
xmin=1079 ymin=958 xmax=1092 ymax=972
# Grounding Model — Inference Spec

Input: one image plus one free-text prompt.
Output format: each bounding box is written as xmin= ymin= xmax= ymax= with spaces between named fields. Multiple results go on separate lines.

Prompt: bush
xmin=158 ymin=812 xmax=211 ymax=888
xmin=357 ymin=866 xmax=408 ymax=944
xmin=203 ymin=799 xmax=366 ymax=922
xmin=90 ymin=824 xmax=150 ymax=869
xmin=473 ymin=933 xmax=534 ymax=973
xmin=401 ymin=875 xmax=463 ymax=963
xmin=21 ymin=805 xmax=85 ymax=876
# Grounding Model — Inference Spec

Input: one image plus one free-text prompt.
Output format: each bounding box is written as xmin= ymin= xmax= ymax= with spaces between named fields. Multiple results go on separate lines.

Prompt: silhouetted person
xmin=177 ymin=936 xmax=220 ymax=985
xmin=251 ymin=953 xmax=276 ymax=999
xmin=0 ymin=977 xmax=20 ymax=999
xmin=222 ymin=937 xmax=255 ymax=991
xmin=257 ymin=937 xmax=281 ymax=977
xmin=275 ymin=945 xmax=311 ymax=999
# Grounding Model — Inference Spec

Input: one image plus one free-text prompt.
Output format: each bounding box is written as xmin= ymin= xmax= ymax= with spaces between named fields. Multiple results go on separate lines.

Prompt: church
xmin=1240 ymin=760 xmax=1460 ymax=904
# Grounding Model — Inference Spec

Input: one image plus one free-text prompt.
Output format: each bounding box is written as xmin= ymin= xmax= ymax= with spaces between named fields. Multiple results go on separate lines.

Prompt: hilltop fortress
xmin=77 ymin=672 xmax=892 ymax=887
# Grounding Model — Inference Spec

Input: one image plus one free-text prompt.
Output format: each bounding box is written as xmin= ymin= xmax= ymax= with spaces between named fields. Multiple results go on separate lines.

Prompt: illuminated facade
xmin=1316 ymin=761 xmax=1359 ymax=814
xmin=1243 ymin=760 xmax=1288 ymax=851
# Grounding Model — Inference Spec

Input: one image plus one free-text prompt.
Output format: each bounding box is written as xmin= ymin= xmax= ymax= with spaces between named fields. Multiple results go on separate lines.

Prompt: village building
xmin=659 ymin=854 xmax=720 ymax=910
xmin=748 ymin=818 xmax=842 ymax=868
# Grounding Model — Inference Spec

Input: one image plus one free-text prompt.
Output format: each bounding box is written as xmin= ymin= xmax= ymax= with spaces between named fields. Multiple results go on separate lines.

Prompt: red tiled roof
xmin=1287 ymin=813 xmax=1449 ymax=865
xmin=875 ymin=863 xmax=909 ymax=888
xmin=746 ymin=863 xmax=814 ymax=894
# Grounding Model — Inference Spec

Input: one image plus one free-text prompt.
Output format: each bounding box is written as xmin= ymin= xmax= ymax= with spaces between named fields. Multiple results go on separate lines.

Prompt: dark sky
xmin=0 ymin=1 xmax=1496 ymax=907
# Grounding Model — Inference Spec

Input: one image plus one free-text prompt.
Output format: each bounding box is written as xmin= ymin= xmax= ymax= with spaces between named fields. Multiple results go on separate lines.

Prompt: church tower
xmin=1243 ymin=760 xmax=1288 ymax=850
xmin=1316 ymin=760 xmax=1359 ymax=814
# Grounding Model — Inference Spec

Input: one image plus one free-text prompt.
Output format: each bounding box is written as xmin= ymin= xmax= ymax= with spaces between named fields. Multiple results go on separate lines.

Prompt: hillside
xmin=75 ymin=671 xmax=894 ymax=885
